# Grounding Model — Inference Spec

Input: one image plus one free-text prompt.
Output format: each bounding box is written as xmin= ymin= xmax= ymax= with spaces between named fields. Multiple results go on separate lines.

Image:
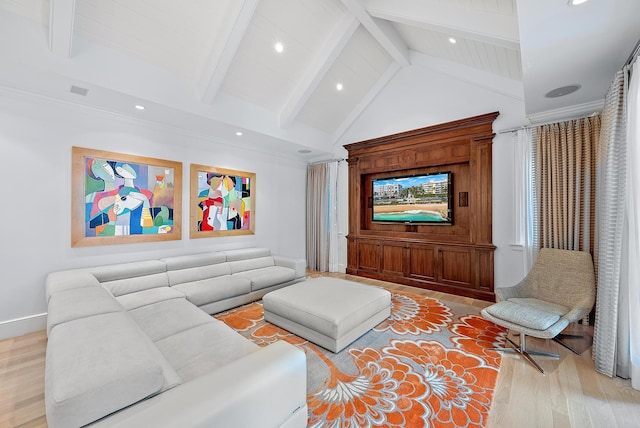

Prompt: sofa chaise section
xmin=44 ymin=247 xmax=308 ymax=428
xmin=87 ymin=341 xmax=308 ymax=428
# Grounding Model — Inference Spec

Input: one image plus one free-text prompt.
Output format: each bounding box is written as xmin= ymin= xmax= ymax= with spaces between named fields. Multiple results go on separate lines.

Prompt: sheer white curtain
xmin=620 ymin=61 xmax=640 ymax=388
xmin=306 ymin=161 xmax=340 ymax=272
xmin=593 ymin=61 xmax=640 ymax=389
xmin=514 ymin=128 xmax=539 ymax=272
xmin=327 ymin=161 xmax=340 ymax=272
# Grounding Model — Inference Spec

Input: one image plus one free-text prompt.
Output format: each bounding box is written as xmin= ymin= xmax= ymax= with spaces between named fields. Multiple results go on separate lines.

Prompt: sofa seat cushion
xmin=129 ymin=298 xmax=214 ymax=342
xmin=156 ymin=321 xmax=259 ymax=382
xmin=172 ymin=275 xmax=251 ymax=307
xmin=234 ymin=266 xmax=296 ymax=291
xmin=46 ymin=285 xmax=123 ymax=334
xmin=45 ymin=312 xmax=181 ymax=428
xmin=116 ymin=287 xmax=186 ymax=311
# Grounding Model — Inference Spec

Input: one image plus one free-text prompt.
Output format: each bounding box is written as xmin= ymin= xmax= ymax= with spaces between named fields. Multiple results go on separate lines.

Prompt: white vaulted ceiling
xmin=0 ymin=0 xmax=638 ymax=159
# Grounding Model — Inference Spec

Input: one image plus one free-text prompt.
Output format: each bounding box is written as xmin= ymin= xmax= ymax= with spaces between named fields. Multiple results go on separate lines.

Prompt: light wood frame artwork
xmin=190 ymin=164 xmax=255 ymax=238
xmin=71 ymin=146 xmax=182 ymax=247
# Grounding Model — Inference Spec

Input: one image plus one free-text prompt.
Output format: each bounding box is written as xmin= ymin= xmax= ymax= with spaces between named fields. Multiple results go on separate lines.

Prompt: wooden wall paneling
xmin=480 ymin=140 xmax=493 ymax=244
xmin=346 ymin=236 xmax=358 ymax=273
xmin=347 ymin=158 xmax=359 ymax=236
xmin=344 ymin=112 xmax=499 ymax=301
xmin=470 ymin=140 xmax=493 ymax=244
xmin=477 ymin=248 xmax=494 ymax=291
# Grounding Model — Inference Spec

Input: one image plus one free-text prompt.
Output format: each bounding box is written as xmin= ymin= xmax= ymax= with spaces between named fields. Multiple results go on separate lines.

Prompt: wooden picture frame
xmin=71 ymin=146 xmax=182 ymax=247
xmin=190 ymin=164 xmax=255 ymax=238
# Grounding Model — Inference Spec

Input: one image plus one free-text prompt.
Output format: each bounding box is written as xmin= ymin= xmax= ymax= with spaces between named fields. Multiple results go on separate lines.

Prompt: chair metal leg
xmin=553 ymin=333 xmax=585 ymax=355
xmin=490 ymin=332 xmax=559 ymax=375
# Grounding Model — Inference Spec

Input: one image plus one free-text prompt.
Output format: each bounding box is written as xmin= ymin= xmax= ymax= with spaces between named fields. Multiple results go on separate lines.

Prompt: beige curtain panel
xmin=306 ymin=163 xmax=329 ymax=271
xmin=536 ymin=115 xmax=601 ymax=253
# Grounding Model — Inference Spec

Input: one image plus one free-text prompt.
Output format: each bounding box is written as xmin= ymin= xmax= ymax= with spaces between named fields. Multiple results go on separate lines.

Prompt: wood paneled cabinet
xmin=344 ymin=112 xmax=499 ymax=301
xmin=347 ymin=237 xmax=495 ymax=300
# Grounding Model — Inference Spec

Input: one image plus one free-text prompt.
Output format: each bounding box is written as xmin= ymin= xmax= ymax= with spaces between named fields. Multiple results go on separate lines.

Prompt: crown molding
xmin=526 ymin=99 xmax=604 ymax=124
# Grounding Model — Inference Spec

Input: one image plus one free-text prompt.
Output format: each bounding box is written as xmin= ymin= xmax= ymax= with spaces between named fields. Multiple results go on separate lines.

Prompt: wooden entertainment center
xmin=344 ymin=112 xmax=499 ymax=301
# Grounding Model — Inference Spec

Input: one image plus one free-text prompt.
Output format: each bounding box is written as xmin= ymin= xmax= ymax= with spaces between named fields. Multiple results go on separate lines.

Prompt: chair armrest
xmin=494 ymin=285 xmax=522 ymax=302
xmin=562 ymin=294 xmax=595 ymax=323
xmin=88 ymin=341 xmax=307 ymax=428
xmin=273 ymin=255 xmax=307 ymax=279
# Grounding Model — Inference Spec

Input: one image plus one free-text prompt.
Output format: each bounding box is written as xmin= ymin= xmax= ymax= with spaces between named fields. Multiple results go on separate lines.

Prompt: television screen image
xmin=372 ymin=172 xmax=453 ymax=224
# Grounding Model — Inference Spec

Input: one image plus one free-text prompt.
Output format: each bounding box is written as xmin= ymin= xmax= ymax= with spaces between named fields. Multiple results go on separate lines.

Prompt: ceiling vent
xmin=69 ymin=85 xmax=89 ymax=96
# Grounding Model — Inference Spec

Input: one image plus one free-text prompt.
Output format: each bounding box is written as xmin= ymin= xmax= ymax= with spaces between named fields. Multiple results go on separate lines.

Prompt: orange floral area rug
xmin=214 ymin=290 xmax=508 ymax=428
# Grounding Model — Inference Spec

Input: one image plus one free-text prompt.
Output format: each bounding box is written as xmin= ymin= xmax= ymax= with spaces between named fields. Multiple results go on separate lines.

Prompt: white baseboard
xmin=0 ymin=313 xmax=47 ymax=340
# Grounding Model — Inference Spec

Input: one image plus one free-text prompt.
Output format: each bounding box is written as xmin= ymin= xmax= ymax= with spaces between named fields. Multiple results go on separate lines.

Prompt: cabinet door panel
xmin=382 ymin=244 xmax=404 ymax=276
xmin=358 ymin=241 xmax=379 ymax=272
xmin=408 ymin=245 xmax=436 ymax=281
xmin=440 ymin=247 xmax=472 ymax=287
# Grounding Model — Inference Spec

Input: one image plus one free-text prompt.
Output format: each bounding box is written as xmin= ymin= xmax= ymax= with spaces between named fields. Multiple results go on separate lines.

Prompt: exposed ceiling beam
xmin=199 ymin=0 xmax=259 ymax=105
xmin=341 ymin=0 xmax=410 ymax=67
xmin=48 ymin=0 xmax=75 ymax=57
xmin=332 ymin=62 xmax=401 ymax=144
xmin=366 ymin=0 xmax=519 ymax=50
xmin=279 ymin=16 xmax=359 ymax=128
xmin=410 ymin=51 xmax=524 ymax=101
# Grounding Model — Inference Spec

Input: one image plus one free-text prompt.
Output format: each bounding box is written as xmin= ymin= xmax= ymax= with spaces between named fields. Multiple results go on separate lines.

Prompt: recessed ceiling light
xmin=236 ymin=131 xmax=243 ymax=136
xmin=274 ymin=42 xmax=284 ymax=53
xmin=336 ymin=83 xmax=343 ymax=91
xmin=448 ymin=37 xmax=457 ymax=44
xmin=298 ymin=149 xmax=312 ymax=154
xmin=568 ymin=0 xmax=589 ymax=5
xmin=135 ymin=105 xmax=145 ymax=110
xmin=545 ymin=84 xmax=582 ymax=98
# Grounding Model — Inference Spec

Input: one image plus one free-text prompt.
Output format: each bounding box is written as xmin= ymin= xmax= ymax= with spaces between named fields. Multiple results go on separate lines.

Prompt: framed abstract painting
xmin=190 ymin=164 xmax=255 ymax=238
xmin=71 ymin=146 xmax=182 ymax=247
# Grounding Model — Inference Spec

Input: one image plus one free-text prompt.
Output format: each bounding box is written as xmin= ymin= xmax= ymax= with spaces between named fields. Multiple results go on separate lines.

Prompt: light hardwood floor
xmin=2 ymin=272 xmax=639 ymax=428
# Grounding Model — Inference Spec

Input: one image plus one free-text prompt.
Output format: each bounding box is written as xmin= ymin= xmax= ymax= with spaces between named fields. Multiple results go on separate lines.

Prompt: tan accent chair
xmin=481 ymin=248 xmax=596 ymax=374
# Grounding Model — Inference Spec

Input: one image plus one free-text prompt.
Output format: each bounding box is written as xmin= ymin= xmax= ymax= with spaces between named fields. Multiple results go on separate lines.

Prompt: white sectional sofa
xmin=44 ymin=248 xmax=308 ymax=428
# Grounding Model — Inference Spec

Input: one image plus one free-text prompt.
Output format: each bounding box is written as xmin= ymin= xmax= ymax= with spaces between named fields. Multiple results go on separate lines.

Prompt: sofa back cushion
xmin=45 ymin=270 xmax=101 ymax=303
xmin=223 ymin=247 xmax=271 ymax=261
xmin=228 ymin=256 xmax=275 ymax=274
xmin=162 ymin=252 xmax=230 ymax=286
xmin=89 ymin=260 xmax=169 ymax=297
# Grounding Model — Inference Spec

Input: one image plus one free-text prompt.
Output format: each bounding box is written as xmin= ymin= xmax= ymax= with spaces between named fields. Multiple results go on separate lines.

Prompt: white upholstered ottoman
xmin=263 ymin=277 xmax=391 ymax=353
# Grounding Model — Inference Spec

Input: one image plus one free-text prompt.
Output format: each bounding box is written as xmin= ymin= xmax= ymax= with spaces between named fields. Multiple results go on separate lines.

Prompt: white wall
xmin=0 ymin=61 xmax=538 ymax=339
xmin=0 ymin=89 xmax=307 ymax=339
xmin=338 ymin=64 xmax=530 ymax=290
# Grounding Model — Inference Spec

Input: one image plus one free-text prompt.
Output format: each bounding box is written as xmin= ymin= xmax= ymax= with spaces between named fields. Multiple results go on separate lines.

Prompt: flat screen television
xmin=372 ymin=171 xmax=453 ymax=224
